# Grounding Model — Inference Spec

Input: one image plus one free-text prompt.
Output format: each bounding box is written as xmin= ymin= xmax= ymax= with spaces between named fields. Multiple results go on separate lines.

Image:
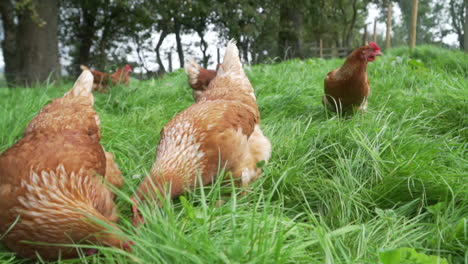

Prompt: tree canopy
xmin=0 ymin=0 xmax=465 ymax=86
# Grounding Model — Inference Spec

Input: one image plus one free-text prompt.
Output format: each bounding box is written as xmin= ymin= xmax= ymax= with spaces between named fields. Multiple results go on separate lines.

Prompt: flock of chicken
xmin=80 ymin=64 xmax=132 ymax=93
xmin=0 ymin=40 xmax=381 ymax=260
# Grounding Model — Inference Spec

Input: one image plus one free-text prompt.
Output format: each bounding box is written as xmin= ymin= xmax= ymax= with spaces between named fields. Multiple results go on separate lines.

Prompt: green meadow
xmin=0 ymin=46 xmax=466 ymax=263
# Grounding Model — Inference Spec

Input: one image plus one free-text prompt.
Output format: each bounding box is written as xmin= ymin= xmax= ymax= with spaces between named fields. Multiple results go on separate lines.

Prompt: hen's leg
xmin=355 ymin=97 xmax=368 ymax=114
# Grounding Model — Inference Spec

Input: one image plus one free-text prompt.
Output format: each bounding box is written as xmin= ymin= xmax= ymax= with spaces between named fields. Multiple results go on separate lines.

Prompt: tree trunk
xmin=344 ymin=0 xmax=358 ymax=48
xmin=0 ymin=0 xmax=19 ymax=86
xmin=449 ymin=0 xmax=466 ymax=50
xmin=197 ymin=31 xmax=209 ymax=68
xmin=154 ymin=30 xmax=167 ymax=74
xmin=251 ymin=51 xmax=257 ymax=65
xmin=409 ymin=0 xmax=418 ymax=49
xmin=174 ymin=24 xmax=184 ymax=68
xmin=278 ymin=2 xmax=304 ymax=59
xmin=464 ymin=4 xmax=468 ymax=52
xmin=72 ymin=5 xmax=98 ymax=76
xmin=385 ymin=2 xmax=392 ymax=50
xmin=362 ymin=25 xmax=368 ymax=45
xmin=97 ymin=20 xmax=111 ymax=70
xmin=242 ymin=39 xmax=249 ymax=64
xmin=134 ymin=32 xmax=151 ymax=74
xmin=16 ymin=0 xmax=60 ymax=85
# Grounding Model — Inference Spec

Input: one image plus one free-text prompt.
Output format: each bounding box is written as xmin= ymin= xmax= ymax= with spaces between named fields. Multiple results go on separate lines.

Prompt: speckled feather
xmin=135 ymin=41 xmax=271 ymax=210
xmin=0 ymin=71 xmax=126 ymax=260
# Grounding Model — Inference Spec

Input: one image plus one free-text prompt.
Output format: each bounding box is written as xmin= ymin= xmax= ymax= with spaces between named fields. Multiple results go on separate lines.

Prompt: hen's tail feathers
xmin=80 ymin=65 xmax=91 ymax=71
xmin=218 ymin=39 xmax=242 ymax=76
xmin=184 ymin=59 xmax=201 ymax=88
xmin=65 ymin=70 xmax=94 ymax=103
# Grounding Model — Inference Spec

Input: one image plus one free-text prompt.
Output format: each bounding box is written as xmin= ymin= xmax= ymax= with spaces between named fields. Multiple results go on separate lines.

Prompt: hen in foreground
xmin=80 ymin=64 xmax=132 ymax=92
xmin=132 ymin=41 xmax=271 ymax=225
xmin=0 ymin=71 xmax=129 ymax=260
xmin=323 ymin=42 xmax=382 ymax=113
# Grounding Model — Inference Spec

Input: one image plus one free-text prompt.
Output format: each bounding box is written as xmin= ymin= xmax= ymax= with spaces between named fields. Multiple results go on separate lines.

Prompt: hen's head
xmin=124 ymin=64 xmax=133 ymax=72
xmin=360 ymin=42 xmax=382 ymax=62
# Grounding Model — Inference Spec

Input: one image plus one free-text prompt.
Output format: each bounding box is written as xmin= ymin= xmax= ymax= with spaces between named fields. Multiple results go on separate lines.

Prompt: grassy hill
xmin=0 ymin=46 xmax=467 ymax=263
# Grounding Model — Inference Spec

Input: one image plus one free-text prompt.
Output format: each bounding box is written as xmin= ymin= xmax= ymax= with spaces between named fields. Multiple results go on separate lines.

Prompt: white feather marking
xmin=15 ymin=164 xmax=100 ymax=221
xmin=241 ymin=168 xmax=257 ymax=185
xmin=31 ymin=172 xmax=39 ymax=185
xmin=184 ymin=59 xmax=201 ymax=85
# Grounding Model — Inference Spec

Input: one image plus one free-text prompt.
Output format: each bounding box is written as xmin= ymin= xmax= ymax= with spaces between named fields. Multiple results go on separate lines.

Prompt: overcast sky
xmin=0 ymin=4 xmax=460 ymax=74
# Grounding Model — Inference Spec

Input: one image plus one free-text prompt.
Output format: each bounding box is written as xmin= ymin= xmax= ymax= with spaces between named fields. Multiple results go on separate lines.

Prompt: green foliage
xmin=379 ymin=248 xmax=448 ymax=264
xmin=16 ymin=0 xmax=46 ymax=27
xmin=396 ymin=0 xmax=447 ymax=45
xmin=388 ymin=45 xmax=468 ymax=76
xmin=0 ymin=46 xmax=466 ymax=263
xmin=448 ymin=0 xmax=466 ymax=48
xmin=59 ymin=0 xmax=137 ymax=73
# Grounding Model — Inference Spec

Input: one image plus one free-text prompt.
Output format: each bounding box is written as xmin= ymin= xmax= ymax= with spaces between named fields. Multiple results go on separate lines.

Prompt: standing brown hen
xmin=132 ymin=41 xmax=271 ymax=225
xmin=323 ymin=42 xmax=382 ymax=113
xmin=80 ymin=64 xmax=132 ymax=93
xmin=0 ymin=70 xmax=129 ymax=260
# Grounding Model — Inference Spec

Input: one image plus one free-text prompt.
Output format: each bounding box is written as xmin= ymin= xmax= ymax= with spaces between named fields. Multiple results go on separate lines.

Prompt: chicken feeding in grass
xmin=323 ymin=42 xmax=382 ymax=114
xmin=80 ymin=64 xmax=132 ymax=93
xmin=184 ymin=62 xmax=221 ymax=100
xmin=132 ymin=40 xmax=271 ymax=225
xmin=0 ymin=70 xmax=130 ymax=260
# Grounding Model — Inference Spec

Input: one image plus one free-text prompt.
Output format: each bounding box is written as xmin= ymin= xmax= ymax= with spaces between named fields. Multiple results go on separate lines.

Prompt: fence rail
xmin=304 ymin=39 xmax=350 ymax=59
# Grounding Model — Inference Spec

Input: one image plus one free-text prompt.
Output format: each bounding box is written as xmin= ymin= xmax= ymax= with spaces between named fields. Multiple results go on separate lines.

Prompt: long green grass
xmin=0 ymin=46 xmax=467 ymax=263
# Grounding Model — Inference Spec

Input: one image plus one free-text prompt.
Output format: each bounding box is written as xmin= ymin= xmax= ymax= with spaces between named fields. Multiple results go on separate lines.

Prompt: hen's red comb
xmin=125 ymin=64 xmax=132 ymax=71
xmin=123 ymin=240 xmax=135 ymax=251
xmin=369 ymin=42 xmax=380 ymax=51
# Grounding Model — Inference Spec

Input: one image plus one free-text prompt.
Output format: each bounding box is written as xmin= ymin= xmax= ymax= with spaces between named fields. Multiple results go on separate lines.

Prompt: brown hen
xmin=80 ymin=64 xmax=132 ymax=93
xmin=323 ymin=42 xmax=382 ymax=113
xmin=0 ymin=71 xmax=128 ymax=260
xmin=184 ymin=61 xmax=220 ymax=100
xmin=132 ymin=41 xmax=271 ymax=225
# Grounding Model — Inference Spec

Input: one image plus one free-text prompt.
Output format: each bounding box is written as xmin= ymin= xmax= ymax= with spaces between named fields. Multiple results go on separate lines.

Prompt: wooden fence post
xmin=167 ymin=51 xmax=172 ymax=72
xmin=332 ymin=42 xmax=338 ymax=58
xmin=319 ymin=39 xmax=323 ymax=58
xmin=385 ymin=2 xmax=392 ymax=50
xmin=362 ymin=24 xmax=368 ymax=45
xmin=373 ymin=18 xmax=377 ymax=43
xmin=409 ymin=0 xmax=418 ymax=50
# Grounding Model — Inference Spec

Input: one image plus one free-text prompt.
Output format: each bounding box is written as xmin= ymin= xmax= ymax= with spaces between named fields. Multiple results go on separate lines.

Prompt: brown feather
xmin=0 ymin=71 xmax=128 ymax=260
xmin=133 ymin=41 xmax=271 ymax=225
xmin=80 ymin=65 xmax=131 ymax=93
xmin=323 ymin=43 xmax=381 ymax=113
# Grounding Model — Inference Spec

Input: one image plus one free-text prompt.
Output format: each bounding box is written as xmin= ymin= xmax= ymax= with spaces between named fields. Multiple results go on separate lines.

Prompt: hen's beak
xmin=375 ymin=50 xmax=383 ymax=56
